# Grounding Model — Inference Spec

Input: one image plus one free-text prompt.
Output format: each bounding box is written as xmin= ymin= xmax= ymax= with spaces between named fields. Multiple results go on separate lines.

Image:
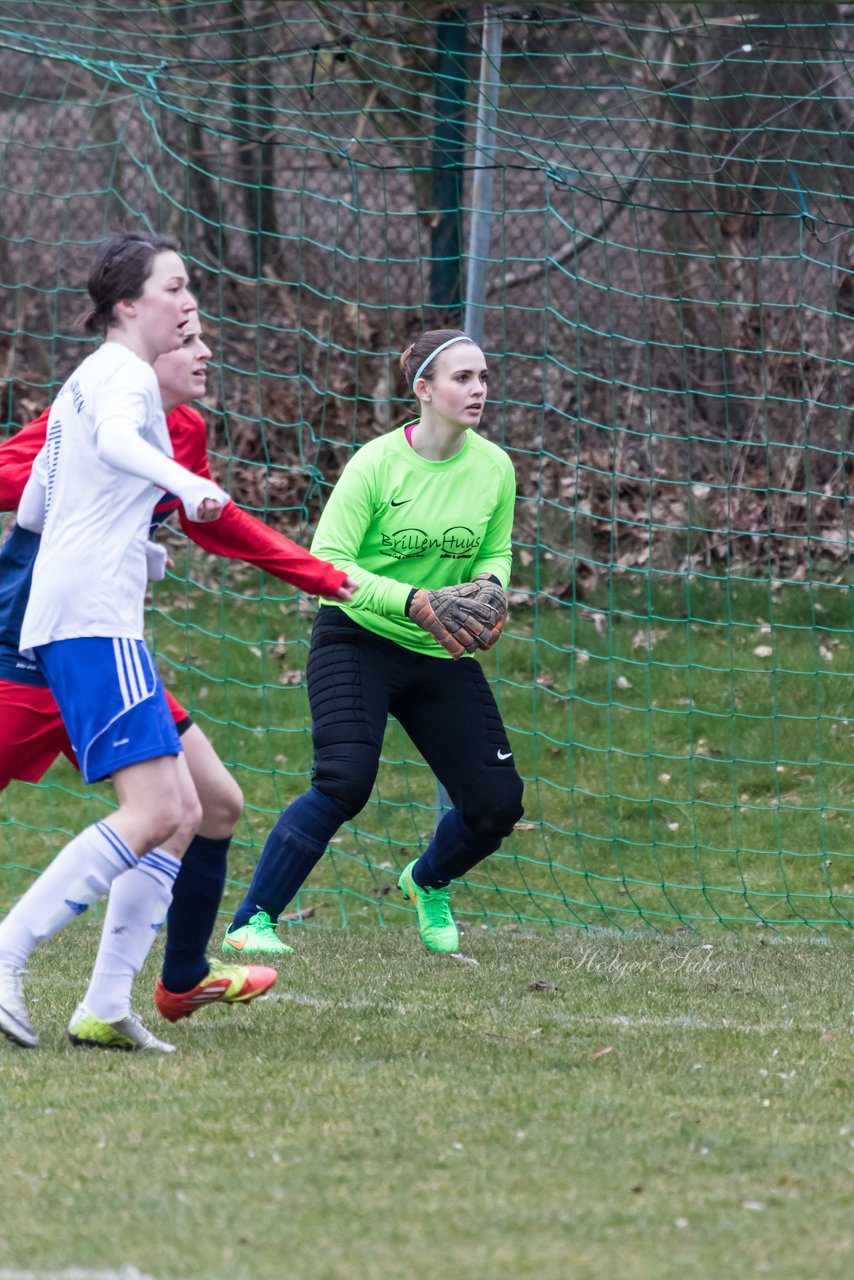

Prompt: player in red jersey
xmin=0 ymin=310 xmax=357 ymax=1038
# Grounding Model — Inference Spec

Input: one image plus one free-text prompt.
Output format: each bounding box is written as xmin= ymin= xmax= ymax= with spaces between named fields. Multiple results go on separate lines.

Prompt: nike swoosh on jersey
xmin=497 ymin=749 xmax=512 ymax=760
xmin=390 ymin=498 xmax=411 ymax=507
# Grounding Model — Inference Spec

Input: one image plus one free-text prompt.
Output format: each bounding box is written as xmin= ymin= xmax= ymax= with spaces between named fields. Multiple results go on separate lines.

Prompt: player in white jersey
xmin=0 ymin=232 xmax=232 ymax=1052
xmin=22 ymin=340 xmax=215 ymax=649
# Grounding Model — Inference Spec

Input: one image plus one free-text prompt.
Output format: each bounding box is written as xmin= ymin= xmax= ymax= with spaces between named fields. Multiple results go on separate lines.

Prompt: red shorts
xmin=0 ymin=679 xmax=190 ymax=790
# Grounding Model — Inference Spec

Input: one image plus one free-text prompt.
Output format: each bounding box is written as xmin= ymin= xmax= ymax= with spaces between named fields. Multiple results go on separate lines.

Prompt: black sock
xmin=413 ymin=809 xmax=499 ymax=888
xmin=230 ymin=789 xmax=347 ymax=930
xmin=161 ymin=834 xmax=230 ymax=993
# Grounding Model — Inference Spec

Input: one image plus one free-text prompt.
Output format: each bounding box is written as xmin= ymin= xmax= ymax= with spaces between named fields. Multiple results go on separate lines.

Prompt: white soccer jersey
xmin=20 ymin=342 xmax=173 ymax=650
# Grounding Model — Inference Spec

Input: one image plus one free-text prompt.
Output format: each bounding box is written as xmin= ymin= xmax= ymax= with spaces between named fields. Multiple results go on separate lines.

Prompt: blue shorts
xmin=35 ymin=637 xmax=182 ymax=784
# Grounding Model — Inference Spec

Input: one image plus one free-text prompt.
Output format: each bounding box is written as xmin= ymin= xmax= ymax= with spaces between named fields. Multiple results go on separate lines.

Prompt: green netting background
xmin=3 ymin=1 xmax=854 ymax=934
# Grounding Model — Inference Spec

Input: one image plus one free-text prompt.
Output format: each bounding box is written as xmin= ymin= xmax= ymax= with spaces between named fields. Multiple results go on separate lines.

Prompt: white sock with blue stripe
xmin=83 ymin=848 xmax=182 ymax=1022
xmin=0 ymin=820 xmax=138 ymax=969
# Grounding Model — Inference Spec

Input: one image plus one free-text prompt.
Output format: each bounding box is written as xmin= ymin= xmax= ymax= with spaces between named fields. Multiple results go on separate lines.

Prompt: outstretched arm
xmin=166 ymin=406 xmax=355 ymax=600
xmin=95 ymin=417 xmax=230 ymax=521
xmin=177 ymin=500 xmax=356 ymax=600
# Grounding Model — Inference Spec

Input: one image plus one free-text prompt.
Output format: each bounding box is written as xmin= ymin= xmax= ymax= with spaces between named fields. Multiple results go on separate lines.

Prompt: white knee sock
xmin=0 ymin=821 xmax=138 ymax=969
xmin=82 ymin=849 xmax=181 ymax=1022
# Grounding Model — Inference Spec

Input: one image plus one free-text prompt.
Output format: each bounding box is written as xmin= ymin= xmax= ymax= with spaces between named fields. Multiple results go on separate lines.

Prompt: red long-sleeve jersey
xmin=0 ymin=405 xmax=347 ymax=599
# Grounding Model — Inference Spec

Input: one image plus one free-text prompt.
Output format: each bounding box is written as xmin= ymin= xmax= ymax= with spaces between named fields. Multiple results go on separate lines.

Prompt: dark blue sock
xmin=230 ymin=788 xmax=347 ymax=931
xmin=162 ymin=834 xmax=230 ymax=993
xmin=413 ymin=809 xmax=500 ymax=889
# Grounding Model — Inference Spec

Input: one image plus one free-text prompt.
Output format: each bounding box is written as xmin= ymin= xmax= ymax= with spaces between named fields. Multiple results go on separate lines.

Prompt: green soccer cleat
xmin=68 ymin=1004 xmax=176 ymax=1053
xmin=221 ymin=910 xmax=295 ymax=957
xmin=398 ymin=861 xmax=460 ymax=953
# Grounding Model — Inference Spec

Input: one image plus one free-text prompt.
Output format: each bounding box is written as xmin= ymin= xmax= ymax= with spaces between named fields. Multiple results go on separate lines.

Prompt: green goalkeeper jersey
xmin=310 ymin=423 xmax=516 ymax=657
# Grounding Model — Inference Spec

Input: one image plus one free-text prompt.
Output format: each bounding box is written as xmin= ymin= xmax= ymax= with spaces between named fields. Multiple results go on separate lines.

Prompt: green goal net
xmin=3 ymin=2 xmax=854 ymax=935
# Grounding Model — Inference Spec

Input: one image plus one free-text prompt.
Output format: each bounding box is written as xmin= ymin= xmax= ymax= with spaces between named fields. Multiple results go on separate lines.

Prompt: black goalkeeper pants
xmin=232 ymin=608 xmax=524 ymax=923
xmin=307 ymin=607 xmax=524 ymax=839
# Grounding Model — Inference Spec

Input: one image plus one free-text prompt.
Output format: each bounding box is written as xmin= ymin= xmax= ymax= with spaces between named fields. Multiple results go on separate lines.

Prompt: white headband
xmin=411 ymin=334 xmax=472 ymax=388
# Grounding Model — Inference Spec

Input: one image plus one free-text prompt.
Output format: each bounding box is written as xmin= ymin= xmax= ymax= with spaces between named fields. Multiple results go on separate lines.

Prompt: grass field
xmin=3 ymin=546 xmax=854 ymax=1277
xmin=1 ymin=926 xmax=853 ymax=1279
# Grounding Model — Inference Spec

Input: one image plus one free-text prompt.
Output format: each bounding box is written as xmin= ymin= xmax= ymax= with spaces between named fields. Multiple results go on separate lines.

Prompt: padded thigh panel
xmin=305 ymin=621 xmax=391 ymax=817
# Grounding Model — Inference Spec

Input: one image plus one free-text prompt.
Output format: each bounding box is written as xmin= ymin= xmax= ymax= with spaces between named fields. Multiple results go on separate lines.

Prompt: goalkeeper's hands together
xmin=406 ymin=573 xmax=508 ymax=659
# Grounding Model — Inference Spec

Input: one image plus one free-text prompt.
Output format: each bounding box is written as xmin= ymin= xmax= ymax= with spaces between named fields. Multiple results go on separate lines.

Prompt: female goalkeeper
xmin=224 ymin=328 xmax=524 ymax=956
